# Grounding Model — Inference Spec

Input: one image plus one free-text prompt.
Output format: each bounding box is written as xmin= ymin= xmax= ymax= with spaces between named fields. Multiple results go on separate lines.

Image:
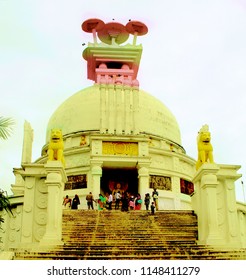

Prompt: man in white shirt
xmin=114 ymin=191 xmax=121 ymax=210
xmin=107 ymin=192 xmax=113 ymax=210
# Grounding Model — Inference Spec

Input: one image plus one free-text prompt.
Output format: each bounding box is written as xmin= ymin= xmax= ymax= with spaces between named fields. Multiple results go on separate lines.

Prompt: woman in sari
xmin=98 ymin=194 xmax=106 ymax=210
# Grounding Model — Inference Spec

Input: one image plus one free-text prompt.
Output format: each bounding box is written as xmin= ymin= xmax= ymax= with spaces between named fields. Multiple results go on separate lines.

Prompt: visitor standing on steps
xmin=97 ymin=194 xmax=104 ymax=210
xmin=152 ymin=188 xmax=159 ymax=210
xmin=129 ymin=195 xmax=135 ymax=210
xmin=151 ymin=202 xmax=155 ymax=215
xmin=121 ymin=191 xmax=129 ymax=211
xmin=114 ymin=191 xmax=121 ymax=210
xmin=71 ymin=194 xmax=80 ymax=209
xmin=86 ymin=192 xmax=95 ymax=210
xmin=144 ymin=193 xmax=150 ymax=210
xmin=135 ymin=193 xmax=142 ymax=210
xmin=107 ymin=192 xmax=113 ymax=210
xmin=63 ymin=195 xmax=72 ymax=209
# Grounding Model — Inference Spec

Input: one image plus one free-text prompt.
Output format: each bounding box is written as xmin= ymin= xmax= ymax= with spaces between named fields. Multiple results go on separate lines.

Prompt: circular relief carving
xmin=35 ymin=211 xmax=47 ymax=226
xmin=217 ymin=197 xmax=223 ymax=210
xmin=24 ymin=204 xmax=32 ymax=213
xmin=33 ymin=226 xmax=46 ymax=241
xmin=9 ymin=219 xmax=16 ymax=230
xmin=36 ymin=195 xmax=47 ymax=209
xmin=38 ymin=181 xmax=48 ymax=194
xmin=16 ymin=207 xmax=22 ymax=214
xmin=22 ymin=229 xmax=31 ymax=238
xmin=114 ymin=142 xmax=126 ymax=154
xmin=217 ymin=211 xmax=225 ymax=226
xmin=8 ymin=232 xmax=16 ymax=242
xmin=227 ymin=183 xmax=234 ymax=191
xmin=15 ymin=225 xmax=21 ymax=232
xmin=228 ymin=200 xmax=236 ymax=212
xmin=229 ymin=206 xmax=236 ymax=213
xmin=26 ymin=183 xmax=34 ymax=189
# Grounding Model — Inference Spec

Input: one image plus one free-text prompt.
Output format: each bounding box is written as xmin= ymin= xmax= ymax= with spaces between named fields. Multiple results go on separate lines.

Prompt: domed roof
xmin=46 ymin=85 xmax=181 ymax=145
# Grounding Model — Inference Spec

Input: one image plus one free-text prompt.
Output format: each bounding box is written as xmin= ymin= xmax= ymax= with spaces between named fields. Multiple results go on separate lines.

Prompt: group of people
xmin=63 ymin=192 xmax=96 ymax=210
xmin=63 ymin=194 xmax=80 ymax=209
xmin=95 ymin=188 xmax=159 ymax=214
xmin=62 ymin=188 xmax=159 ymax=214
xmin=96 ymin=191 xmax=143 ymax=211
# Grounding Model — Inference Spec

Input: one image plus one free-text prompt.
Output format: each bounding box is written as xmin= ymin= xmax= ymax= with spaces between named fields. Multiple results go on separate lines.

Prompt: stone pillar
xmin=124 ymin=85 xmax=131 ymax=134
xmin=108 ymin=84 xmax=115 ymax=134
xmin=192 ymin=163 xmax=222 ymax=245
xmin=193 ymin=163 xmax=242 ymax=247
xmin=21 ymin=120 xmax=33 ymax=165
xmin=21 ymin=176 xmax=36 ymax=244
xmin=100 ymin=83 xmax=107 ymax=134
xmin=91 ymin=164 xmax=102 ymax=196
xmin=115 ymin=84 xmax=123 ymax=134
xmin=138 ymin=165 xmax=149 ymax=199
xmin=217 ymin=165 xmax=242 ymax=247
xmin=40 ymin=161 xmax=67 ymax=245
xmin=172 ymin=176 xmax=181 ymax=209
xmin=132 ymin=86 xmax=139 ymax=134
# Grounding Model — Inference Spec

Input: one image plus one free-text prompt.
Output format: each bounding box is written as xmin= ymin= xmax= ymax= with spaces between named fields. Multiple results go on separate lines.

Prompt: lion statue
xmin=47 ymin=129 xmax=65 ymax=166
xmin=196 ymin=124 xmax=214 ymax=170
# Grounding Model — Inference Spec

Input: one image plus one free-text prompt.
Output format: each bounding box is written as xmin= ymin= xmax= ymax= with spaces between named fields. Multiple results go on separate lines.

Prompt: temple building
xmin=0 ymin=19 xmax=246 ymax=258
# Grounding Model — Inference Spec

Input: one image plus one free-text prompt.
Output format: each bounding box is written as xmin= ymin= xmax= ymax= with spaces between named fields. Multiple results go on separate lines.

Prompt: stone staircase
xmin=13 ymin=210 xmax=246 ymax=260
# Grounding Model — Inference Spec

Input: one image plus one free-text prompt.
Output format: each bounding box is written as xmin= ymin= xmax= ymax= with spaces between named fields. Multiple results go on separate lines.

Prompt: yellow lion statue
xmin=196 ymin=124 xmax=214 ymax=170
xmin=48 ymin=129 xmax=65 ymax=166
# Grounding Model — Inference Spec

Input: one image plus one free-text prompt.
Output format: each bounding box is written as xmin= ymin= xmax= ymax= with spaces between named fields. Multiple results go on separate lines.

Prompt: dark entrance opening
xmin=101 ymin=168 xmax=138 ymax=196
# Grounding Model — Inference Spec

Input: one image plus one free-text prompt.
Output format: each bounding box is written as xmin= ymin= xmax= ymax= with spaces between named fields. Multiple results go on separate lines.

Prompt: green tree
xmin=0 ymin=190 xmax=13 ymax=245
xmin=0 ymin=116 xmax=15 ymax=244
xmin=0 ymin=190 xmax=12 ymax=214
xmin=0 ymin=117 xmax=15 ymax=140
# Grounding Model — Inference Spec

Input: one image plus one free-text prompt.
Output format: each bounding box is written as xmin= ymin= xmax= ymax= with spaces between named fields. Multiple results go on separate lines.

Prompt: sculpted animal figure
xmin=196 ymin=125 xmax=214 ymax=170
xmin=48 ymin=129 xmax=65 ymax=166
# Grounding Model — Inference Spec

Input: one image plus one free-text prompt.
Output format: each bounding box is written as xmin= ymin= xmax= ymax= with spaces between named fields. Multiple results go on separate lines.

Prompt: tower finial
xmin=81 ymin=18 xmax=148 ymax=83
xmin=97 ymin=22 xmax=129 ymax=45
xmin=81 ymin=18 xmax=105 ymax=44
xmin=126 ymin=21 xmax=148 ymax=45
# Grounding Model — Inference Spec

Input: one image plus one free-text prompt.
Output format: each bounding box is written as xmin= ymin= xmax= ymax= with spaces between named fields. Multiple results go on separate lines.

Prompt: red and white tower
xmin=82 ymin=18 xmax=148 ymax=135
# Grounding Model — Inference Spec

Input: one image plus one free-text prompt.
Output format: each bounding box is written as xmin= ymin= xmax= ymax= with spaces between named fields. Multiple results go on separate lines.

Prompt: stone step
xmin=14 ymin=250 xmax=246 ymax=260
xmin=13 ymin=244 xmax=246 ymax=254
xmin=61 ymin=237 xmax=197 ymax=243
xmin=12 ymin=210 xmax=246 ymax=260
xmin=62 ymin=229 xmax=197 ymax=233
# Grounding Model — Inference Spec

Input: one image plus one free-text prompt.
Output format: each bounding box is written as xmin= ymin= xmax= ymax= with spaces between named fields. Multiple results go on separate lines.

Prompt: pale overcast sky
xmin=0 ymin=0 xmax=246 ymax=202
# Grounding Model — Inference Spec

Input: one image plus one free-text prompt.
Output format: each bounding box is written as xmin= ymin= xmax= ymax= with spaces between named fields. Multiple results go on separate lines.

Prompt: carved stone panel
xmin=65 ymin=174 xmax=87 ymax=190
xmin=102 ymin=141 xmax=138 ymax=156
xmin=149 ymin=175 xmax=172 ymax=191
xmin=180 ymin=178 xmax=194 ymax=195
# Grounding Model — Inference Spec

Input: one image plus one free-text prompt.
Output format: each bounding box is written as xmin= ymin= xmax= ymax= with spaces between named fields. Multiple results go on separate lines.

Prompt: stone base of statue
xmin=40 ymin=161 xmax=66 ymax=246
xmin=192 ymin=163 xmax=242 ymax=248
